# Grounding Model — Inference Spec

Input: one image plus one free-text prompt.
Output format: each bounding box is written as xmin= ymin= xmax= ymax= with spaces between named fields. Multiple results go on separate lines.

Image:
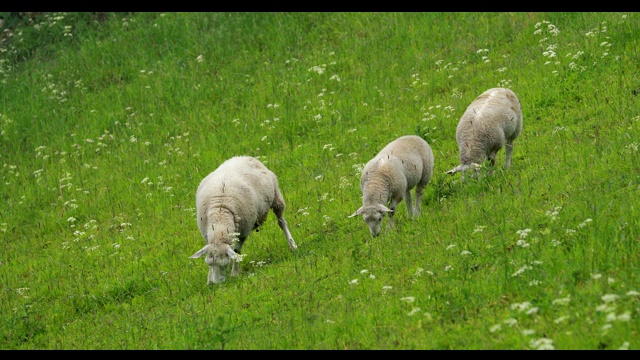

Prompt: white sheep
xmin=190 ymin=156 xmax=297 ymax=285
xmin=349 ymin=135 xmax=434 ymax=237
xmin=446 ymin=87 xmax=523 ymax=175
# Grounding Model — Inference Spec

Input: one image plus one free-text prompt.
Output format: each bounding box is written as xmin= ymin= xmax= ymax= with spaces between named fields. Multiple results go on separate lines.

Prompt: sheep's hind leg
xmin=273 ymin=206 xmax=297 ymax=250
xmin=404 ymin=188 xmax=415 ymax=219
xmin=231 ymin=237 xmax=246 ymax=277
xmin=504 ymin=141 xmax=514 ymax=169
xmin=414 ymin=185 xmax=426 ymax=217
xmin=273 ymin=189 xmax=297 ymax=250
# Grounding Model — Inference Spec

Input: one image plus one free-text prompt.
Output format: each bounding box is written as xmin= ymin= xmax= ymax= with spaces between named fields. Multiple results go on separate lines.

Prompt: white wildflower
xmin=601 ymin=294 xmax=620 ymax=303
xmin=616 ymin=312 xmax=631 ymax=322
xmin=552 ymin=296 xmax=571 ymax=305
xmin=530 ymin=337 xmax=554 ymax=350
xmin=526 ymin=307 xmax=539 ymax=315
xmin=473 ymin=225 xmax=486 ymax=233
xmin=554 ymin=316 xmax=569 ymax=324
xmin=511 ymin=301 xmax=532 ymax=312
xmin=489 ymin=324 xmax=502 ymax=333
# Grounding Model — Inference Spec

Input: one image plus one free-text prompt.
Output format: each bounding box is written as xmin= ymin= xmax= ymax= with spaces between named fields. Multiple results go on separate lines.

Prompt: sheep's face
xmin=190 ymin=242 xmax=238 ymax=285
xmin=363 ymin=209 xmax=384 ymax=237
xmin=205 ymin=243 xmax=234 ymax=267
xmin=349 ymin=204 xmax=392 ymax=237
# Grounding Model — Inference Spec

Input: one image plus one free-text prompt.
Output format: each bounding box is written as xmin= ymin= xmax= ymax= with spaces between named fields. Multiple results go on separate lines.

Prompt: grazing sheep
xmin=190 ymin=156 xmax=297 ymax=285
xmin=349 ymin=135 xmax=434 ymax=237
xmin=446 ymin=87 xmax=523 ymax=175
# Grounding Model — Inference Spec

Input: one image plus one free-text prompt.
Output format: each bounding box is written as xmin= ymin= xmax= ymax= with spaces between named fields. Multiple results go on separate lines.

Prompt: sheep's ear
xmin=190 ymin=245 xmax=209 ymax=259
xmin=225 ymin=246 xmax=238 ymax=259
xmin=376 ymin=204 xmax=393 ymax=213
xmin=348 ymin=207 xmax=365 ymax=218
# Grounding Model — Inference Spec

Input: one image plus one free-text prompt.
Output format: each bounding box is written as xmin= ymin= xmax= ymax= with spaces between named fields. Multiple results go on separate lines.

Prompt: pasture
xmin=0 ymin=12 xmax=638 ymax=349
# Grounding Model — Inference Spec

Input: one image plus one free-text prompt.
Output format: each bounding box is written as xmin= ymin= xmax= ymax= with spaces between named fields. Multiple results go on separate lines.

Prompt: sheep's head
xmin=349 ymin=204 xmax=393 ymax=237
xmin=190 ymin=241 xmax=238 ymax=285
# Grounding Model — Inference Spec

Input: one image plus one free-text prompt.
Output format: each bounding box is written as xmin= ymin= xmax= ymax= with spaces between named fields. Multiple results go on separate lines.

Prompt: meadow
xmin=0 ymin=12 xmax=638 ymax=349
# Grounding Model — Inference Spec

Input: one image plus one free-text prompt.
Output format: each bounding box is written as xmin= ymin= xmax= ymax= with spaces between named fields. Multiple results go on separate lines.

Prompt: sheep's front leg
xmin=386 ymin=195 xmax=402 ymax=230
xmin=386 ymin=210 xmax=395 ymax=230
xmin=231 ymin=259 xmax=241 ymax=277
xmin=488 ymin=152 xmax=497 ymax=167
xmin=253 ymin=212 xmax=268 ymax=232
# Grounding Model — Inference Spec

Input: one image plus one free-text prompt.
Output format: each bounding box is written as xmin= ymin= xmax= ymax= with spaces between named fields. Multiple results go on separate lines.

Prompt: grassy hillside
xmin=0 ymin=12 xmax=638 ymax=349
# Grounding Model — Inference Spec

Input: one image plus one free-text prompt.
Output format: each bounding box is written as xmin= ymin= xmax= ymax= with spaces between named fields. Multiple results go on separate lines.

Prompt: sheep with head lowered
xmin=446 ymin=87 xmax=523 ymax=176
xmin=349 ymin=135 xmax=434 ymax=237
xmin=190 ymin=156 xmax=297 ymax=285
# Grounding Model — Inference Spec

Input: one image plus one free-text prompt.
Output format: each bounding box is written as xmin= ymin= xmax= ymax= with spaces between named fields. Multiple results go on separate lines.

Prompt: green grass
xmin=1 ymin=12 xmax=639 ymax=349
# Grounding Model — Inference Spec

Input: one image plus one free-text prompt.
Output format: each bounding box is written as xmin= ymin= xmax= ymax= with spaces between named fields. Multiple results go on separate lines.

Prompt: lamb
xmin=446 ymin=87 xmax=523 ymax=175
xmin=349 ymin=135 xmax=434 ymax=237
xmin=190 ymin=156 xmax=297 ymax=285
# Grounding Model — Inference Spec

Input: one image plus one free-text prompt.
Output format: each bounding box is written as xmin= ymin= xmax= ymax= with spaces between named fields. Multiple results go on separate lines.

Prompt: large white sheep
xmin=349 ymin=135 xmax=434 ymax=237
xmin=190 ymin=156 xmax=297 ymax=285
xmin=446 ymin=87 xmax=523 ymax=175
